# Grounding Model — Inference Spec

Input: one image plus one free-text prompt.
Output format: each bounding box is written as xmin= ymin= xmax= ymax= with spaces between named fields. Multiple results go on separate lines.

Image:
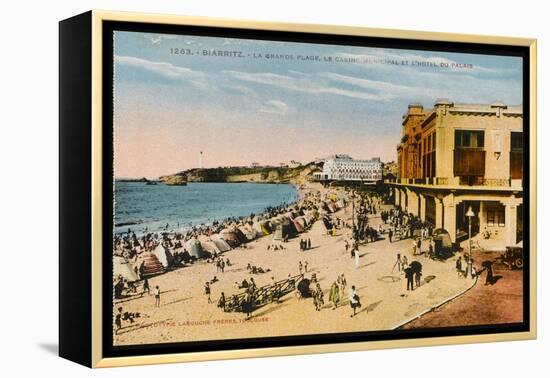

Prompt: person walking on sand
xmin=142 ymin=278 xmax=150 ymax=297
xmin=154 ymin=285 xmax=161 ymax=307
xmin=392 ymin=254 xmax=402 ymax=273
xmin=307 ymin=238 xmax=311 ymax=250
xmin=414 ymin=269 xmax=422 ymax=288
xmin=456 ymin=256 xmax=463 ymax=277
xmin=316 ymin=283 xmax=324 ymax=310
xmin=349 ymin=285 xmax=360 ymax=317
xmin=465 ymin=257 xmax=473 ymax=279
xmin=244 ymin=291 xmax=254 ymax=319
xmin=304 ymin=261 xmax=309 ymax=273
xmin=484 ymin=262 xmax=494 ymax=285
xmin=299 ymin=261 xmax=303 ymax=275
xmin=388 ymin=228 xmax=393 ymax=243
xmin=405 ymin=266 xmax=414 ymax=291
xmin=204 ymin=282 xmax=212 ymax=304
xmin=354 ymin=246 xmax=360 ymax=269
xmin=329 ymin=280 xmax=340 ymax=309
xmin=115 ymin=307 xmax=123 ymax=333
xmin=341 ymin=274 xmax=347 ymax=290
xmin=217 ymin=292 xmax=226 ymax=311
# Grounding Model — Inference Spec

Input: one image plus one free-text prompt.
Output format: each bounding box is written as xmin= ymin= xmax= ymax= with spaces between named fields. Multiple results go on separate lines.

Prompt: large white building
xmin=314 ymin=155 xmax=383 ymax=183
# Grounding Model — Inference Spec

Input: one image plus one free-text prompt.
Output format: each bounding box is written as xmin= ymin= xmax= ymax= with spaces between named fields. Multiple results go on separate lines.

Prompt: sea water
xmin=114 ymin=182 xmax=299 ymax=234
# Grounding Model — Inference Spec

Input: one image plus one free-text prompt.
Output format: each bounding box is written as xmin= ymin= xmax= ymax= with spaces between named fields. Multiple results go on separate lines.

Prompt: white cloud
xmin=260 ymin=100 xmax=289 ymax=115
xmin=320 ymin=72 xmax=415 ymax=94
xmin=223 ymin=70 xmax=392 ymax=101
xmin=141 ymin=33 xmax=178 ymax=45
xmin=115 ymin=56 xmax=204 ymax=81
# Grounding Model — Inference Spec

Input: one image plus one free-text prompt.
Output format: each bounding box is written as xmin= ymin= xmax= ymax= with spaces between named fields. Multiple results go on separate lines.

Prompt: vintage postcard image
xmin=111 ymin=31 xmax=524 ymax=346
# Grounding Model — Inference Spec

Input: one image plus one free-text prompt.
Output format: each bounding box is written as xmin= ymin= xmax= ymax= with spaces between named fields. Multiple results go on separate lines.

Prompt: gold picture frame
xmin=59 ymin=10 xmax=537 ymax=368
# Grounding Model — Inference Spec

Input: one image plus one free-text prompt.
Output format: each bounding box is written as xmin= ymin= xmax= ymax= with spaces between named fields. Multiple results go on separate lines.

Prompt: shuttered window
xmin=454 ymin=130 xmax=485 ymax=177
xmin=510 ymin=132 xmax=523 ymax=179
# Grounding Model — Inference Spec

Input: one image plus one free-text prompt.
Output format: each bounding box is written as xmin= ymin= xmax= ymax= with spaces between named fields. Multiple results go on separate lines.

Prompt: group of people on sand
xmin=391 ymin=253 xmax=424 ymax=291
xmin=455 ymin=255 xmax=479 ymax=280
xmin=113 ymin=192 xmax=322 ymax=263
xmin=267 ymin=243 xmax=285 ymax=251
xmin=311 ymin=273 xmax=360 ymax=317
xmin=114 ymin=187 xmax=380 ymax=330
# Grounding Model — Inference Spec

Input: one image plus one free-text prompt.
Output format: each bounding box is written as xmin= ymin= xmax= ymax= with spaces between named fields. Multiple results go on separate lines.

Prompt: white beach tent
xmin=113 ymin=256 xmax=139 ymax=282
xmin=197 ymin=235 xmax=220 ymax=254
xmin=238 ymin=225 xmax=257 ymax=241
xmin=184 ymin=238 xmax=205 ymax=258
xmin=210 ymin=234 xmax=232 ymax=252
xmin=152 ymin=243 xmax=174 ymax=268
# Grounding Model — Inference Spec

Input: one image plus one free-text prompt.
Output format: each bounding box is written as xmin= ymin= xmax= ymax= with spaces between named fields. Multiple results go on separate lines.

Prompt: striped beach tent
xmin=136 ymin=252 xmax=164 ymax=276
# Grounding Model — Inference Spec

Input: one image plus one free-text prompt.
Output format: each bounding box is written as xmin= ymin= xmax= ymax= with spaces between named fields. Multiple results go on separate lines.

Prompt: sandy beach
xmin=113 ymin=183 xmax=475 ymax=346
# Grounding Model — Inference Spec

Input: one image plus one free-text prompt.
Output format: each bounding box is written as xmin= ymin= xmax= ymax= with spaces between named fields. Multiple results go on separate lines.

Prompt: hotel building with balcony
xmin=313 ymin=155 xmax=383 ymax=183
xmin=388 ymin=100 xmax=523 ymax=246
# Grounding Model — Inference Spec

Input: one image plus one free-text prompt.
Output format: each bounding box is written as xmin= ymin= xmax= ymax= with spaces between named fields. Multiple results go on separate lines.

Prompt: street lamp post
xmin=351 ymin=191 xmax=355 ymax=230
xmin=465 ymin=206 xmax=475 ymax=259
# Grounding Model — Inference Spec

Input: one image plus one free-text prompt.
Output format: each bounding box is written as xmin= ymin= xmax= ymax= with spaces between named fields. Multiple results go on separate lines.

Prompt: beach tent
xmin=113 ymin=257 xmax=139 ymax=282
xmin=280 ymin=218 xmax=298 ymax=239
xmin=321 ymin=216 xmax=333 ymax=231
xmin=259 ymin=221 xmax=272 ymax=235
xmin=185 ymin=238 xmax=205 ymax=258
xmin=197 ymin=235 xmax=220 ymax=254
xmin=252 ymin=221 xmax=265 ymax=236
xmin=219 ymin=229 xmax=241 ymax=248
xmin=210 ymin=234 xmax=232 ymax=252
xmin=293 ymin=217 xmax=306 ymax=233
xmin=238 ymin=226 xmax=257 ymax=241
xmin=305 ymin=211 xmax=317 ymax=225
xmin=232 ymin=227 xmax=249 ymax=244
xmin=305 ymin=209 xmax=318 ymax=223
xmin=284 ymin=211 xmax=296 ymax=221
xmin=152 ymin=244 xmax=174 ymax=268
xmin=136 ymin=252 xmax=165 ymax=276
xmin=272 ymin=225 xmax=284 ymax=240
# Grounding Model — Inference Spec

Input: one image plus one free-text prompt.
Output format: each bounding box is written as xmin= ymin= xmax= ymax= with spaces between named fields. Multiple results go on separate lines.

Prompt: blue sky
xmin=113 ymin=31 xmax=523 ymax=178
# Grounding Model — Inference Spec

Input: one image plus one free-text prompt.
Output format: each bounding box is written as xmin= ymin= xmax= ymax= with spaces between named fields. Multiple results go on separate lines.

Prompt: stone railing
xmin=386 ymin=176 xmax=522 ymax=189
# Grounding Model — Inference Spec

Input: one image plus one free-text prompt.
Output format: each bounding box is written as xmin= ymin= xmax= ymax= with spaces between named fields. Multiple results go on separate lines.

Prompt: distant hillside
xmin=160 ymin=163 xmax=321 ymax=185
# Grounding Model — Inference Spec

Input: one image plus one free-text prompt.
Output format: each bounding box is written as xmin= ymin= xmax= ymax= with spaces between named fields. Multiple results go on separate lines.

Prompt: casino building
xmin=387 ymin=100 xmax=523 ymax=246
xmin=314 ymin=155 xmax=383 ymax=183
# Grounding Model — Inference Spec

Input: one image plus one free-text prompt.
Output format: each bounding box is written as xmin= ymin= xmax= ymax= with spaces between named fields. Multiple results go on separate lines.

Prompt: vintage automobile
xmin=501 ymin=244 xmax=524 ymax=270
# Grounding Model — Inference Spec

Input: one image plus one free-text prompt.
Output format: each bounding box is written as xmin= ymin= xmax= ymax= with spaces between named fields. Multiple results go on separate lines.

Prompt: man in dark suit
xmin=405 ymin=266 xmax=414 ymax=291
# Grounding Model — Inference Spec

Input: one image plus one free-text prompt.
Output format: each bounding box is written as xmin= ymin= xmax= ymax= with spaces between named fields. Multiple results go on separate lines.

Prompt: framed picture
xmin=59 ymin=10 xmax=537 ymax=368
